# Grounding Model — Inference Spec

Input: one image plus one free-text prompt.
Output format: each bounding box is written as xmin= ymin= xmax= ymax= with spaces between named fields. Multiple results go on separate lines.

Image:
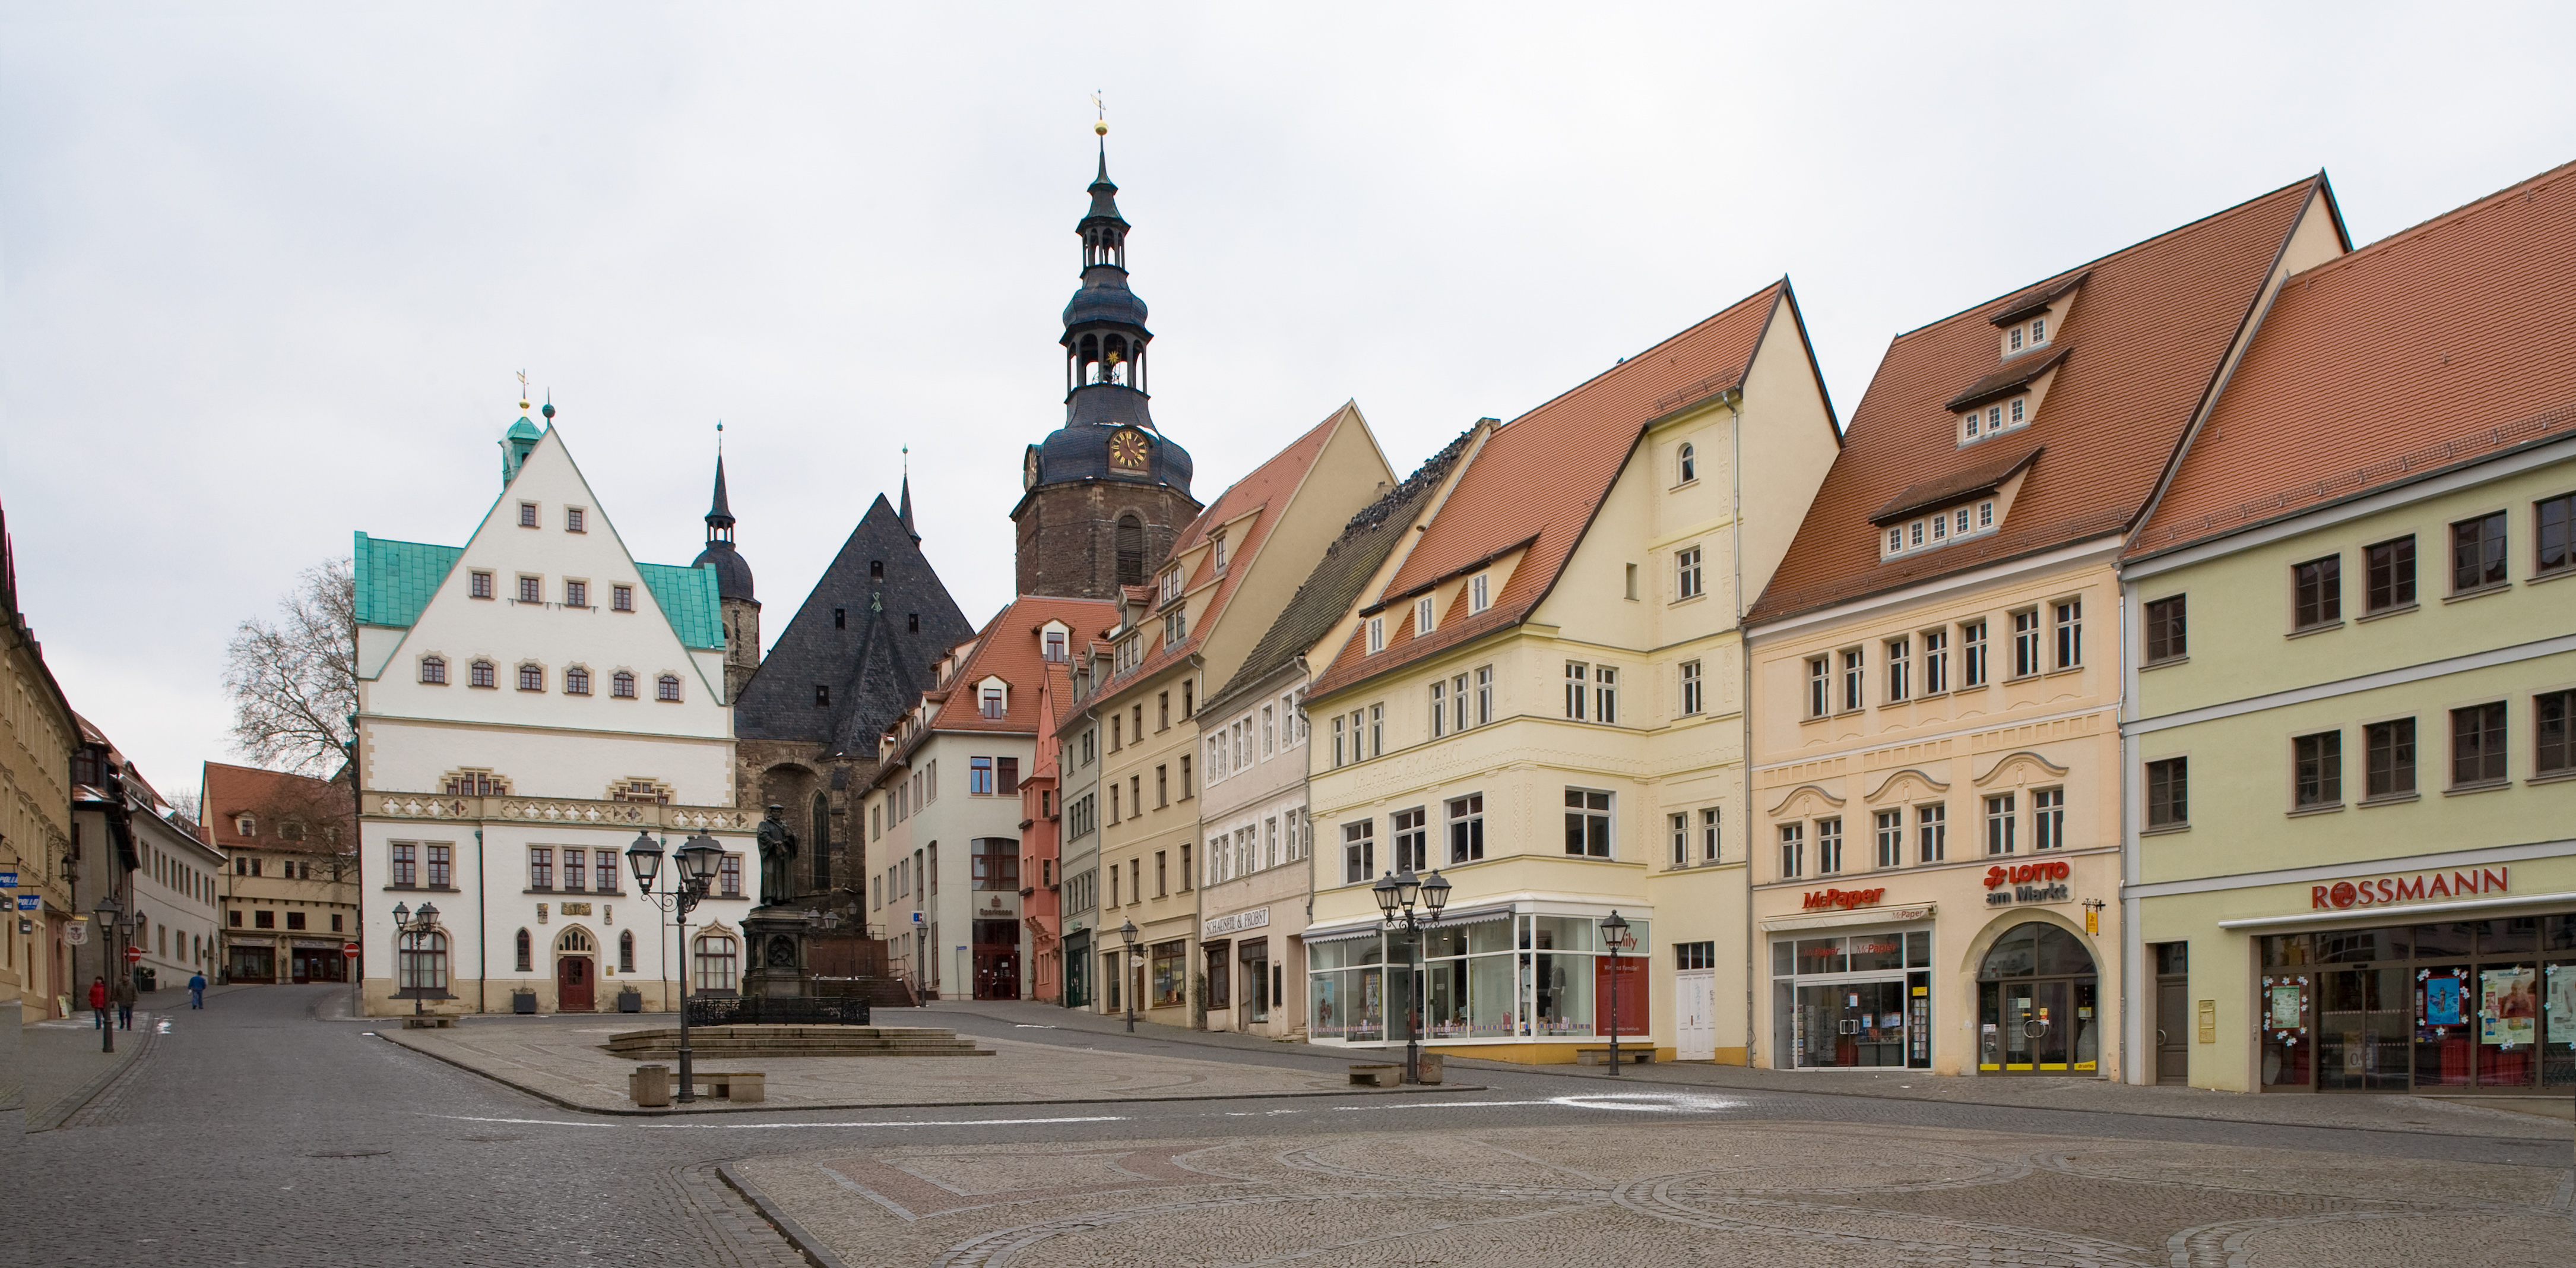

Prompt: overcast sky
xmin=3 ymin=3 xmax=2569 ymax=793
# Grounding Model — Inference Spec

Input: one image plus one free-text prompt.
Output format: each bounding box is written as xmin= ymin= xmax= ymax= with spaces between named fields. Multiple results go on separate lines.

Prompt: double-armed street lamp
xmin=1118 ymin=919 xmax=1139 ymax=1033
xmin=93 ymin=891 xmax=133 ymax=1054
xmin=628 ymin=828 xmax=725 ymax=1103
xmin=390 ymin=900 xmax=440 ymax=1020
xmin=1372 ymin=864 xmax=1452 ymax=1084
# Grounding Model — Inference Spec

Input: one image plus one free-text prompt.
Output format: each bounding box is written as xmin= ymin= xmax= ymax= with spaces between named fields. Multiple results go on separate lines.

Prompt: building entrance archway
xmin=556 ymin=927 xmax=597 ymax=1012
xmin=1976 ymin=921 xmax=2097 ymax=1074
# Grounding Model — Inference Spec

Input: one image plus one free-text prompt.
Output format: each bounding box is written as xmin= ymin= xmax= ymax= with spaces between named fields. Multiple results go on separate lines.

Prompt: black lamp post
xmin=629 ymin=829 xmax=723 ymax=1103
xmin=1372 ymin=865 xmax=1451 ymax=1084
xmin=392 ymin=900 xmax=439 ymax=1020
xmin=93 ymin=892 xmax=126 ymax=1053
xmin=1118 ymin=919 xmax=1138 ymax=1033
xmin=1601 ymin=910 xmax=1630 ymax=1076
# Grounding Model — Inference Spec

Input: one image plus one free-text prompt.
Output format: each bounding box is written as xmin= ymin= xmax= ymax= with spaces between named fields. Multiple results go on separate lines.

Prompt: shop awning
xmin=2216 ymin=889 xmax=2576 ymax=931
xmin=1760 ymin=905 xmax=1935 ymax=933
xmin=1301 ymin=905 xmax=1515 ymax=946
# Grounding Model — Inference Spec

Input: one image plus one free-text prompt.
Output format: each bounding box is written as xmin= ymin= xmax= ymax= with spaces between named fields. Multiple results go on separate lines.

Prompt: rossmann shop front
xmin=2135 ymin=853 xmax=2576 ymax=1095
xmin=1754 ymin=849 xmax=2126 ymax=1079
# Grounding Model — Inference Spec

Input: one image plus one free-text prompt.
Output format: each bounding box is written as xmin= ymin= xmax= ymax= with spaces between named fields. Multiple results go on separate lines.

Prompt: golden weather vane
xmin=1092 ymin=91 xmax=1107 ymax=137
xmin=516 ymin=369 xmax=531 ymax=412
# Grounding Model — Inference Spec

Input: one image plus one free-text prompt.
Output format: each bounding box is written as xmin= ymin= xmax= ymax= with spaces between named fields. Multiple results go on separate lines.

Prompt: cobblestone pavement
xmin=383 ymin=1014 xmax=1382 ymax=1112
xmin=21 ymin=985 xmax=2575 ymax=1266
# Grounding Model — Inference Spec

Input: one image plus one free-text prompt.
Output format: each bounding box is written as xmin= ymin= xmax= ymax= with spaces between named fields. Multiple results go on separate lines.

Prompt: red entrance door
xmin=559 ymin=956 xmax=594 ymax=1011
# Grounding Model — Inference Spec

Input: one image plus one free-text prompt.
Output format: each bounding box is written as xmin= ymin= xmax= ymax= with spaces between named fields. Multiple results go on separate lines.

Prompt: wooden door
xmin=1674 ymin=970 xmax=1716 ymax=1060
xmin=2156 ymin=976 xmax=2189 ymax=1084
xmin=559 ymin=956 xmax=595 ymax=1011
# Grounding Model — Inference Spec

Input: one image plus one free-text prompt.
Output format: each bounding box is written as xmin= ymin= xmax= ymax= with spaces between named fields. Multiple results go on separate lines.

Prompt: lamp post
xmin=1372 ymin=865 xmax=1452 ymax=1084
xmin=629 ymin=829 xmax=723 ymax=1103
xmin=1601 ymin=910 xmax=1630 ymax=1077
xmin=392 ymin=900 xmax=439 ymax=1020
xmin=1117 ymin=919 xmax=1139 ymax=1033
xmin=93 ymin=892 xmax=126 ymax=1053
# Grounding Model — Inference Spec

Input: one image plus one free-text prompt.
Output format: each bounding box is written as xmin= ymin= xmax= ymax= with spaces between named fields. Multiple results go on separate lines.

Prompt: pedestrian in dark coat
xmin=189 ymin=970 xmax=207 ymax=1008
xmin=88 ymin=976 xmax=109 ymax=1029
xmin=112 ymin=973 xmax=137 ymax=1029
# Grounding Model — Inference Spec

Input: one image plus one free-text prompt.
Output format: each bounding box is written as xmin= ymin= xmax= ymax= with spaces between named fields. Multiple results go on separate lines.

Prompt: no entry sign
xmin=343 ymin=941 xmax=361 ymax=957
xmin=124 ymin=944 xmax=144 ymax=963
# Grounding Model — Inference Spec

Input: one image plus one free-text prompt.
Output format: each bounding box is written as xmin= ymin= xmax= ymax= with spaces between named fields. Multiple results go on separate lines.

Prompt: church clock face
xmin=1108 ymin=427 xmax=1151 ymax=473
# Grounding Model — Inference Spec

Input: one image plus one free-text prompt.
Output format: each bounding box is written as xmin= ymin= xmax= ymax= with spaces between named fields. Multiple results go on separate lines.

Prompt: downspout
xmin=475 ymin=827 xmax=487 ymax=1015
xmin=1729 ymin=393 xmax=1756 ymax=1067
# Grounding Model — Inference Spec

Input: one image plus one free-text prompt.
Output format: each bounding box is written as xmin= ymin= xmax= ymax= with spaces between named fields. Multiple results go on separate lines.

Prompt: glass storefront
xmin=1307 ymin=912 xmax=1648 ymax=1046
xmin=1769 ymin=927 xmax=1933 ymax=1070
xmin=2260 ymin=913 xmax=2576 ymax=1092
xmin=1976 ymin=922 xmax=2099 ymax=1074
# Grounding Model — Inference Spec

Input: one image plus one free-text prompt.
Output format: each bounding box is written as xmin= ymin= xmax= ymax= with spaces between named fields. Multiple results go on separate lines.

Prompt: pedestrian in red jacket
xmin=88 ymin=976 xmax=109 ymax=1030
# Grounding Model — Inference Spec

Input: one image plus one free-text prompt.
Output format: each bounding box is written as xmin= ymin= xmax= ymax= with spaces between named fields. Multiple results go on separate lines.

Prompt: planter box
xmin=512 ymin=991 xmax=538 ymax=1015
xmin=617 ymin=991 xmax=643 ymax=1014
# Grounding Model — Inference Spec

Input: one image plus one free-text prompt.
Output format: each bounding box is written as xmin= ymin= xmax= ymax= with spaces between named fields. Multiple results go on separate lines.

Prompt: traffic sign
xmin=125 ymin=944 xmax=145 ymax=963
xmin=343 ymin=941 xmax=361 ymax=957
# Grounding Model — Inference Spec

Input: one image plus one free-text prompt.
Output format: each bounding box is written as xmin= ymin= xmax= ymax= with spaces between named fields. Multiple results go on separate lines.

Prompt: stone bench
xmin=401 ymin=1016 xmax=454 ymax=1029
xmin=1348 ymin=1063 xmax=1403 ymax=1087
xmin=1574 ymin=1046 xmax=1653 ymax=1065
xmin=628 ymin=1065 xmax=766 ymax=1105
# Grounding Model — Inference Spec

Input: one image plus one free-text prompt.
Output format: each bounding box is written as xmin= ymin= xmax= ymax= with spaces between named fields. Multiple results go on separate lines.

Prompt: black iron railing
xmin=683 ymin=995 xmax=872 ymax=1027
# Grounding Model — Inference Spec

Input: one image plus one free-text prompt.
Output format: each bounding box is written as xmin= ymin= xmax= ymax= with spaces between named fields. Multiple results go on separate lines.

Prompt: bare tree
xmin=224 ymin=558 xmax=357 ymax=782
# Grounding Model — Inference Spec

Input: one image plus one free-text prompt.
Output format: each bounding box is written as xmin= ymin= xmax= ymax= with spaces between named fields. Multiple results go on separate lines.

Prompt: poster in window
xmin=2266 ymin=984 xmax=2302 ymax=1030
xmin=2548 ymin=966 xmax=2576 ymax=1048
xmin=2480 ymin=966 xmax=2537 ymax=1046
xmin=2423 ymin=974 xmax=2463 ymax=1027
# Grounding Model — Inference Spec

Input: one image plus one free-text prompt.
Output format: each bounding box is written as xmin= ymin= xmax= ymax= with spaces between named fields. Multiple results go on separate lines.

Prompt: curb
xmin=370 ymin=1030 xmax=1484 ymax=1117
xmin=718 ymin=1162 xmax=850 ymax=1268
xmin=28 ymin=1017 xmax=159 ymax=1132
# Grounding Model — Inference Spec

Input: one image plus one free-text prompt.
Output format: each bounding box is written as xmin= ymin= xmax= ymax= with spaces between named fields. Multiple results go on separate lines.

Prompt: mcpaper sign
xmin=1801 ymin=887 xmax=1886 ymax=911
xmin=1984 ymin=860 xmax=2071 ymax=906
xmin=2312 ymin=867 xmax=2507 ymax=910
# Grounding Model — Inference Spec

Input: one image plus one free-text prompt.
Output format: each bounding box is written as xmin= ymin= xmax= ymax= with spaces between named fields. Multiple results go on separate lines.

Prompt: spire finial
xmin=540 ymin=390 xmax=554 ymax=421
xmin=898 ymin=447 xmax=918 ymax=543
xmin=1092 ymin=91 xmax=1107 ymax=137
xmin=716 ymin=419 xmax=724 ymax=455
xmin=515 ymin=369 xmax=531 ymax=413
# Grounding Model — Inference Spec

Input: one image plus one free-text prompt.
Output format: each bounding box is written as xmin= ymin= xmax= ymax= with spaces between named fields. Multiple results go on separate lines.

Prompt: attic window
xmin=908 ymin=614 xmax=919 ymax=633
xmin=518 ymin=502 xmax=539 ymax=528
xmin=2006 ymin=316 xmax=2049 ymax=354
xmin=1469 ymin=574 xmax=1491 ymax=614
xmin=565 ymin=507 xmax=586 ymax=533
xmin=1044 ymin=631 xmax=1067 ymax=662
xmin=1962 ymin=396 xmax=2029 ymax=444
xmin=236 ymin=815 xmax=256 ymax=837
xmin=815 ymin=685 xmax=831 ymax=707
xmin=1163 ymin=565 xmax=1183 ymax=603
xmin=1366 ymin=616 xmax=1386 ymax=654
xmin=870 ymin=560 xmax=885 ymax=580
xmin=1883 ymin=500 xmax=2000 ymax=560
xmin=980 ymin=685 xmax=1006 ymax=719
xmin=1212 ymin=532 xmax=1228 ymax=574
xmin=1415 ymin=596 xmax=1437 ymax=635
xmin=834 ymin=608 xmax=846 ymax=629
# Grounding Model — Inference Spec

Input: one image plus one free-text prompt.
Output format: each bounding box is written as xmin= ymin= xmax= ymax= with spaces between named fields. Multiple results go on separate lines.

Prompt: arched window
xmin=565 ymin=666 xmax=591 ymax=695
xmin=1116 ymin=514 xmax=1145 ymax=586
xmin=398 ymin=929 xmax=448 ymax=992
xmin=518 ymin=663 xmax=545 ymax=691
xmin=470 ymin=660 xmax=496 ymax=689
xmin=693 ymin=934 xmax=739 ymax=992
xmin=619 ymin=930 xmax=635 ymax=974
xmin=656 ymin=673 xmax=683 ymax=702
xmin=515 ymin=928 xmax=533 ymax=973
xmin=812 ymin=793 xmax=832 ymax=891
xmin=1678 ymin=442 xmax=1697 ymax=484
xmin=557 ymin=928 xmax=595 ymax=954
xmin=420 ymin=656 xmax=448 ymax=685
xmin=611 ymin=671 xmax=636 ymax=698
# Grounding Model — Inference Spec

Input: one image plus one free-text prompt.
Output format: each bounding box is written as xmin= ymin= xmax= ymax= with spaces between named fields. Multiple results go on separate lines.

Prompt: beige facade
xmin=4 ymin=578 xmax=78 ymax=1023
xmin=1194 ymin=657 xmax=1317 ymax=1038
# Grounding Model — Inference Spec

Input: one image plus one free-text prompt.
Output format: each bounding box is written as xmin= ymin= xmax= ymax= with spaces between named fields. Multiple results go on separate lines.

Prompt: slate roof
xmin=1211 ymin=423 xmax=1478 ymax=711
xmin=1311 ymin=282 xmax=1791 ymax=700
xmin=1747 ymin=176 xmax=2337 ymax=625
xmin=351 ymin=533 xmax=721 ymax=650
xmin=734 ymin=492 xmax=974 ymax=754
xmin=2131 ymin=160 xmax=2576 ymax=559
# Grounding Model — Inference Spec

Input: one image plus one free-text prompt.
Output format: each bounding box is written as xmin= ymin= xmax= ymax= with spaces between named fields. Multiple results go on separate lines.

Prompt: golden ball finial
xmin=519 ymin=399 xmax=531 ymax=412
xmin=1094 ymin=119 xmax=1108 ymax=137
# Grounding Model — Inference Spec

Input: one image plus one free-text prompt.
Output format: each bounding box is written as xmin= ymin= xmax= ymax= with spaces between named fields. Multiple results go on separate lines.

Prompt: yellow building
xmin=1300 ymin=282 xmax=1839 ymax=1065
xmin=3 ymin=514 xmax=79 ymax=1023
xmin=1085 ymin=404 xmax=1393 ymax=1027
xmin=2122 ymin=162 xmax=2576 ymax=1096
xmin=1744 ymin=178 xmax=2346 ymax=1080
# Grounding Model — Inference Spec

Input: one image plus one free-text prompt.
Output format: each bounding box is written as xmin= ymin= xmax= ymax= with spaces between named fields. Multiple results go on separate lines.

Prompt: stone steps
xmin=603 ymin=1023 xmax=992 ymax=1059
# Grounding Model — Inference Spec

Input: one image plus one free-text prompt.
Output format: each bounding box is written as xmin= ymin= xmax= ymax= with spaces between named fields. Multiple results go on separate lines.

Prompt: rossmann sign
xmin=2311 ymin=867 xmax=2507 ymax=910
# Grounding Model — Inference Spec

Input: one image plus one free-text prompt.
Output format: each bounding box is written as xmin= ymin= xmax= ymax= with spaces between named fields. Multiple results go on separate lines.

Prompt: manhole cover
xmin=307 ymin=1150 xmax=391 ymax=1158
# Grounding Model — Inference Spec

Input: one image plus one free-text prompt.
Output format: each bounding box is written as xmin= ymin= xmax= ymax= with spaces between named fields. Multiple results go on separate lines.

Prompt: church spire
xmin=1060 ymin=119 xmax=1154 ymax=428
xmin=898 ymin=447 xmax=918 ymax=542
xmin=705 ymin=455 xmax=736 ymax=543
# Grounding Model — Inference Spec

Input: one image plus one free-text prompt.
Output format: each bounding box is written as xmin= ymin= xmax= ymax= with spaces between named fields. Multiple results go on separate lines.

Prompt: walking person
xmin=88 ymin=976 xmax=109 ymax=1029
xmin=189 ymin=969 xmax=207 ymax=1008
xmin=112 ymin=972 xmax=137 ymax=1029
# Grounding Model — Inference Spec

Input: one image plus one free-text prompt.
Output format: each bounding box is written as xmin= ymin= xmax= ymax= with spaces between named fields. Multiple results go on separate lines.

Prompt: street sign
xmin=0 ymin=869 xmax=18 ymax=887
xmin=14 ymin=894 xmax=35 ymax=910
xmin=343 ymin=941 xmax=361 ymax=957
xmin=125 ymin=944 xmax=145 ymax=963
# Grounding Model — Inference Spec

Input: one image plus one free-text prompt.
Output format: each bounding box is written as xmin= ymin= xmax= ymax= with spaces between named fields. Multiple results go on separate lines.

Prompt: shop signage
xmin=1204 ymin=907 xmax=1270 ymax=939
xmin=0 ymin=869 xmax=17 ymax=887
xmin=1801 ymin=887 xmax=1886 ymax=911
xmin=15 ymin=894 xmax=36 ymax=910
xmin=1983 ymin=860 xmax=2072 ymax=906
xmin=2310 ymin=866 xmax=2507 ymax=910
xmin=65 ymin=919 xmax=88 ymax=944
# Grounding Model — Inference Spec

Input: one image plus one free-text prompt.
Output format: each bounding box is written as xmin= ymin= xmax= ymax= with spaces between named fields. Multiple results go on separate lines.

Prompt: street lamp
xmin=1600 ymin=910 xmax=1630 ymax=1077
xmin=93 ymin=891 xmax=126 ymax=1053
xmin=1373 ymin=865 xmax=1452 ymax=1084
xmin=629 ymin=828 xmax=721 ymax=1103
xmin=392 ymin=900 xmax=439 ymax=1020
xmin=1118 ymin=919 xmax=1139 ymax=1033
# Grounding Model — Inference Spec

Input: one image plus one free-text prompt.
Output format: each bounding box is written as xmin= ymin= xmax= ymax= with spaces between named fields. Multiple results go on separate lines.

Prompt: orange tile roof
xmin=1748 ymin=176 xmax=2334 ymax=624
xmin=1311 ymin=282 xmax=1792 ymax=700
xmin=2132 ymin=161 xmax=2576 ymax=558
xmin=201 ymin=760 xmax=352 ymax=854
xmin=928 ymin=595 xmax=1120 ymax=736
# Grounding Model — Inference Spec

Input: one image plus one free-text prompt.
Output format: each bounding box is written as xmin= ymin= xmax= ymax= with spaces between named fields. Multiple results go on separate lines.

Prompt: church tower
xmin=692 ymin=455 xmax=761 ymax=701
xmin=1010 ymin=128 xmax=1201 ymax=599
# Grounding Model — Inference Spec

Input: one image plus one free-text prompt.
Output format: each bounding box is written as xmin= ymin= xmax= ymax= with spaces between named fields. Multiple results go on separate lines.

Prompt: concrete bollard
xmin=630 ymin=1063 xmax=671 ymax=1107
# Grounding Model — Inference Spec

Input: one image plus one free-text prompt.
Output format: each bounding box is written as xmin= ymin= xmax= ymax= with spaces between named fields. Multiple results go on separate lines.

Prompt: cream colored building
xmin=1744 ymin=178 xmax=2346 ymax=1080
xmin=1085 ymin=403 xmax=1392 ymax=1029
xmin=203 ymin=762 xmax=359 ymax=984
xmin=2 ymin=520 xmax=78 ymax=1023
xmin=1300 ymin=282 xmax=1838 ymax=1065
xmin=2121 ymin=162 xmax=2576 ymax=1095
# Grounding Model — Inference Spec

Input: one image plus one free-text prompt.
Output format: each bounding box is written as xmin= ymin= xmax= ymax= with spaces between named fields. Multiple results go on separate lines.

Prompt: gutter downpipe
xmin=1729 ymin=392 xmax=1756 ymax=1068
xmin=476 ymin=827 xmax=487 ymax=1015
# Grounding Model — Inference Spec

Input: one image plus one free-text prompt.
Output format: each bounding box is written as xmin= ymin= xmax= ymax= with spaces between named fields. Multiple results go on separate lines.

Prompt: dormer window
xmin=1962 ymin=395 xmax=2032 ymax=444
xmin=1884 ymin=499 xmax=2000 ymax=560
xmin=1415 ymin=596 xmax=1436 ymax=635
xmin=1044 ymin=630 xmax=1067 ymax=662
xmin=1469 ymin=574 xmax=1490 ymax=614
xmin=980 ymin=682 xmax=1006 ymax=718
xmin=1163 ymin=565 xmax=1183 ymax=604
xmin=1212 ymin=532 xmax=1228 ymax=574
xmin=1366 ymin=616 xmax=1386 ymax=654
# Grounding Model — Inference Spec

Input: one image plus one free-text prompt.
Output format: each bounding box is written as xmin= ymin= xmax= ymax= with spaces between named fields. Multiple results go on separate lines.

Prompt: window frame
xmin=1884 ymin=635 xmax=1910 ymax=703
xmin=2365 ymin=536 xmax=2416 ymax=614
xmin=2534 ymin=690 xmax=2572 ymax=778
xmin=1446 ymin=794 xmax=1484 ymax=864
xmin=1778 ymin=822 xmax=1804 ymax=879
xmin=1815 ymin=816 xmax=1843 ymax=874
xmin=2030 ymin=787 xmax=2064 ymax=850
xmin=1675 ymin=545 xmax=1703 ymax=600
xmin=2146 ymin=757 xmax=2190 ymax=830
xmin=1679 ymin=659 xmax=1703 ymax=716
xmin=2144 ymin=595 xmax=2187 ymax=665
xmin=2539 ymin=491 xmax=2575 ymax=577
xmin=1563 ymin=788 xmax=1614 ymax=859
xmin=2450 ymin=701 xmax=2508 ymax=788
xmin=2292 ymin=555 xmax=2342 ymax=631
xmin=2364 ymin=717 xmax=2417 ymax=800
xmin=2451 ymin=511 xmax=2509 ymax=593
xmin=1873 ymin=810 xmax=1903 ymax=868
xmin=2292 ymin=730 xmax=2343 ymax=810
xmin=1984 ymin=793 xmax=2016 ymax=855
xmin=1341 ymin=819 xmax=1375 ymax=884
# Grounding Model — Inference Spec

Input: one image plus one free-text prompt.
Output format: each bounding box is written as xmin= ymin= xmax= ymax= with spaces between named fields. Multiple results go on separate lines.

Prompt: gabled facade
xmin=1301 ymin=281 xmax=1840 ymax=1065
xmin=353 ymin=408 xmax=756 ymax=1016
xmin=2 ymin=499 xmax=80 ymax=1022
xmin=1743 ymin=177 xmax=2347 ymax=1080
xmin=201 ymin=761 xmax=355 ymax=985
xmin=1083 ymin=403 xmax=1395 ymax=1027
xmin=859 ymin=595 xmax=1115 ymax=999
xmin=2121 ymin=160 xmax=2576 ymax=1095
xmin=71 ymin=720 xmax=217 ymax=1000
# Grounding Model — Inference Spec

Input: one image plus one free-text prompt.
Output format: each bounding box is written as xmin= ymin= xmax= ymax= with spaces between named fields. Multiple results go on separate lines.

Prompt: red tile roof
xmin=2132 ymin=160 xmax=2576 ymax=558
xmin=1311 ymin=282 xmax=1792 ymax=700
xmin=927 ymin=595 xmax=1119 ymax=736
xmin=1748 ymin=176 xmax=2336 ymax=624
xmin=201 ymin=760 xmax=353 ymax=854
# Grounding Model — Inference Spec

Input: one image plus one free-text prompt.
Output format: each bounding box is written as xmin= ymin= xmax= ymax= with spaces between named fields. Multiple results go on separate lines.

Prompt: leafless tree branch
xmin=223 ymin=558 xmax=357 ymax=782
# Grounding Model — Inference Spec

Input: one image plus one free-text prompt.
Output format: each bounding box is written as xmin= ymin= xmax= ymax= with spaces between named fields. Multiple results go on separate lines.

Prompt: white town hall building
xmin=353 ymin=404 xmax=759 ymax=1016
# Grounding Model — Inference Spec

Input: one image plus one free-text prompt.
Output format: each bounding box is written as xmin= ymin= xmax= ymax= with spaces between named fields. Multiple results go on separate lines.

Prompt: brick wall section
xmin=1013 ymin=479 xmax=1202 ymax=600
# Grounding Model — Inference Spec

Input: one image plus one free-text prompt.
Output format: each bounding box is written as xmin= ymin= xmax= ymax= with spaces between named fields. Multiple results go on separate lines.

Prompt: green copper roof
xmin=354 ymin=533 xmax=462 ymax=628
xmin=506 ymin=417 xmax=543 ymax=440
xmin=354 ymin=531 xmax=723 ymax=651
xmin=638 ymin=561 xmax=724 ymax=650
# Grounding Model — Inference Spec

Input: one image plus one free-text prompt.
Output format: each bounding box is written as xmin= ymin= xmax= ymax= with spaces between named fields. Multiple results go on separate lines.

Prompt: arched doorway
xmin=556 ymin=927 xmax=597 ymax=1012
xmin=1977 ymin=921 xmax=2098 ymax=1074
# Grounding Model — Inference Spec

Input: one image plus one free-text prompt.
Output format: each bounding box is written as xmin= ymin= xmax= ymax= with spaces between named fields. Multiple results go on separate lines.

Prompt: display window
xmin=1769 ymin=927 xmax=1933 ymax=1070
xmin=2257 ymin=913 xmax=2576 ymax=1092
xmin=1306 ymin=912 xmax=1648 ymax=1046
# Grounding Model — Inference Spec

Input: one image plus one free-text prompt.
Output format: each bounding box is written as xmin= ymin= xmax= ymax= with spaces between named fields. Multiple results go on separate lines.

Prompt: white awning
xmin=1760 ymin=905 xmax=1935 ymax=933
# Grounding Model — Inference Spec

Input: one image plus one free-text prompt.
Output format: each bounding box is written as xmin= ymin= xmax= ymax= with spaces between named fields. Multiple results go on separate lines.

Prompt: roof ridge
xmin=1492 ymin=282 xmax=1785 ymax=435
xmin=2286 ymin=158 xmax=2576 ymax=284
